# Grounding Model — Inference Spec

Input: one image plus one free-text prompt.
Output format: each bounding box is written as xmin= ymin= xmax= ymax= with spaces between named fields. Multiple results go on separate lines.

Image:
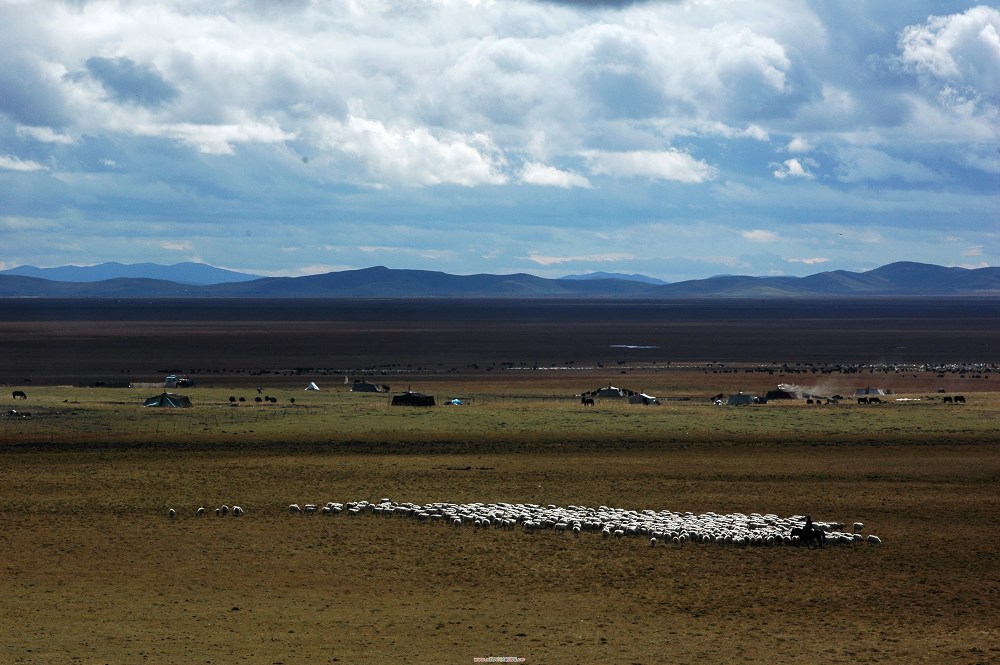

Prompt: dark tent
xmin=352 ymin=380 xmax=390 ymax=393
xmin=766 ymin=389 xmax=796 ymax=400
xmin=726 ymin=392 xmax=756 ymax=406
xmin=143 ymin=392 xmax=193 ymax=408
xmin=391 ymin=391 xmax=435 ymax=407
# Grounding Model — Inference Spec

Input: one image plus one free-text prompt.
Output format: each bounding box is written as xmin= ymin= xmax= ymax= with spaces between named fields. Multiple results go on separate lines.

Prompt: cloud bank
xmin=0 ymin=1 xmax=996 ymax=280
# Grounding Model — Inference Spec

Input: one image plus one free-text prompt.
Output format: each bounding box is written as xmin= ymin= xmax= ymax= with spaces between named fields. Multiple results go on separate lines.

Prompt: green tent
xmin=143 ymin=392 xmax=193 ymax=408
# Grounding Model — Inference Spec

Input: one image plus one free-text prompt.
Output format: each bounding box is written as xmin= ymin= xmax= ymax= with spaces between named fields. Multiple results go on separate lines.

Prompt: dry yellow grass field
xmin=2 ymin=377 xmax=998 ymax=664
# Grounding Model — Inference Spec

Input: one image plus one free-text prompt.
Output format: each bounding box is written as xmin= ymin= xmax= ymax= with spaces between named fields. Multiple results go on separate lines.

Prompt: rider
xmin=804 ymin=515 xmax=814 ymax=535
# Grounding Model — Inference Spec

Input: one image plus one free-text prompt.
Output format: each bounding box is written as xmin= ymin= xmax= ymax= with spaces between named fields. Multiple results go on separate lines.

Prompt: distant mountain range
xmin=0 ymin=262 xmax=997 ymax=298
xmin=560 ymin=271 xmax=668 ymax=285
xmin=1 ymin=262 xmax=260 ymax=285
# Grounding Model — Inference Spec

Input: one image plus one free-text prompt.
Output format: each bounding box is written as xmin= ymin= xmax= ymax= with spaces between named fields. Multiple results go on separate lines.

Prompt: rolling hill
xmin=0 ymin=262 xmax=996 ymax=298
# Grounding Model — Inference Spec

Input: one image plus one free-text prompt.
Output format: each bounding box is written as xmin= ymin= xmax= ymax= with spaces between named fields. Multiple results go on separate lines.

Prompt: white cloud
xmin=787 ymin=136 xmax=813 ymax=153
xmin=742 ymin=229 xmax=779 ymax=243
xmin=787 ymin=257 xmax=830 ymax=265
xmin=772 ymin=158 xmax=815 ymax=179
xmin=898 ymin=6 xmax=1000 ymax=95
xmin=0 ymin=155 xmax=46 ymax=172
xmin=527 ymin=252 xmax=634 ymax=266
xmin=581 ymin=149 xmax=716 ymax=183
xmin=836 ymin=147 xmax=939 ymax=183
xmin=519 ymin=162 xmax=592 ymax=188
xmin=159 ymin=241 xmax=193 ymax=252
xmin=317 ymin=111 xmax=508 ymax=187
xmin=358 ymin=245 xmax=456 ymax=260
xmin=962 ymin=245 xmax=983 ymax=258
xmin=16 ymin=125 xmax=74 ymax=144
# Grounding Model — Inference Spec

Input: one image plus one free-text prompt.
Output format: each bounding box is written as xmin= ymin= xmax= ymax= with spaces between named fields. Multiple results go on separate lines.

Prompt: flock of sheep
xmin=167 ymin=499 xmax=882 ymax=547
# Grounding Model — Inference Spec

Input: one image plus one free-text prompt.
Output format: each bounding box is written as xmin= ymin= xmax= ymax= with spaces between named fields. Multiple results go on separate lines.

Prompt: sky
xmin=0 ymin=0 xmax=998 ymax=282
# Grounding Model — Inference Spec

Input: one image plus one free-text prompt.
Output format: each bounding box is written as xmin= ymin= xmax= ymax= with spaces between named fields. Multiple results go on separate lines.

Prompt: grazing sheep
xmin=167 ymin=508 xmax=176 ymax=518
xmin=304 ymin=503 xmax=318 ymax=515
xmin=219 ymin=505 xmax=229 ymax=517
xmin=649 ymin=537 xmax=657 ymax=547
xmin=196 ymin=507 xmax=205 ymax=517
xmin=288 ymin=503 xmax=302 ymax=515
xmin=853 ymin=522 xmax=864 ymax=533
xmin=867 ymin=535 xmax=882 ymax=545
xmin=232 ymin=505 xmax=244 ymax=517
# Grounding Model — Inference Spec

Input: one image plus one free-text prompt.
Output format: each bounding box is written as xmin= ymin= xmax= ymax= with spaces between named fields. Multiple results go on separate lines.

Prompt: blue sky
xmin=1 ymin=1 xmax=997 ymax=281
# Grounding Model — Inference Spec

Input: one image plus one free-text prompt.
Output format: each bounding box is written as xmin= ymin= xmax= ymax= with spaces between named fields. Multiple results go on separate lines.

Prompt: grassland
xmin=2 ymin=297 xmax=998 ymax=663
xmin=2 ymin=378 xmax=999 ymax=664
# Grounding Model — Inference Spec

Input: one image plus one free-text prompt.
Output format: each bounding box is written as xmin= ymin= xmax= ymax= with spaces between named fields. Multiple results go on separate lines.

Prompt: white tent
xmin=628 ymin=393 xmax=660 ymax=405
xmin=305 ymin=382 xmax=320 ymax=391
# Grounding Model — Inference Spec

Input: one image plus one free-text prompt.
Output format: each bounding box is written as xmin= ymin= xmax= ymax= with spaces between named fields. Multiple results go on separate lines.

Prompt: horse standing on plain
xmin=791 ymin=525 xmax=825 ymax=549
xmin=12 ymin=390 xmax=27 ymax=400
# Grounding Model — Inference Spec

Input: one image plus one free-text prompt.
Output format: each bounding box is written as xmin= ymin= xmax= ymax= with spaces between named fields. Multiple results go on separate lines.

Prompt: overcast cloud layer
xmin=1 ymin=0 xmax=997 ymax=280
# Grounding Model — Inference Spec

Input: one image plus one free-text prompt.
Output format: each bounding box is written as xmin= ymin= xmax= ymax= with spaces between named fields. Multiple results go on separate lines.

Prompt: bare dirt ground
xmin=1 ymin=298 xmax=998 ymax=664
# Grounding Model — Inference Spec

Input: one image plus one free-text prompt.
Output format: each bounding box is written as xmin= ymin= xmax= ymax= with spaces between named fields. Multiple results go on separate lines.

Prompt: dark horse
xmin=581 ymin=397 xmax=595 ymax=407
xmin=791 ymin=526 xmax=825 ymax=549
xmin=12 ymin=390 xmax=27 ymax=400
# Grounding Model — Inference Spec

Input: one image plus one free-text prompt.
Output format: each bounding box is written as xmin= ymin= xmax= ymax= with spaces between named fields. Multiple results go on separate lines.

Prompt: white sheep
xmin=232 ymin=505 xmax=244 ymax=517
xmin=288 ymin=503 xmax=302 ymax=515
xmin=195 ymin=507 xmax=205 ymax=517
xmin=867 ymin=535 xmax=882 ymax=545
xmin=167 ymin=508 xmax=176 ymax=518
xmin=853 ymin=522 xmax=864 ymax=533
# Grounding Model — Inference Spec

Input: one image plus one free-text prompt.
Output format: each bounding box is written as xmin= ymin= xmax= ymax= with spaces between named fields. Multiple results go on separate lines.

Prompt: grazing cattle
xmin=229 ymin=396 xmax=237 ymax=404
xmin=954 ymin=395 xmax=966 ymax=404
xmin=581 ymin=397 xmax=595 ymax=407
xmin=12 ymin=390 xmax=27 ymax=400
xmin=943 ymin=396 xmax=953 ymax=403
xmin=857 ymin=397 xmax=868 ymax=405
xmin=869 ymin=397 xmax=881 ymax=404
xmin=254 ymin=396 xmax=263 ymax=403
